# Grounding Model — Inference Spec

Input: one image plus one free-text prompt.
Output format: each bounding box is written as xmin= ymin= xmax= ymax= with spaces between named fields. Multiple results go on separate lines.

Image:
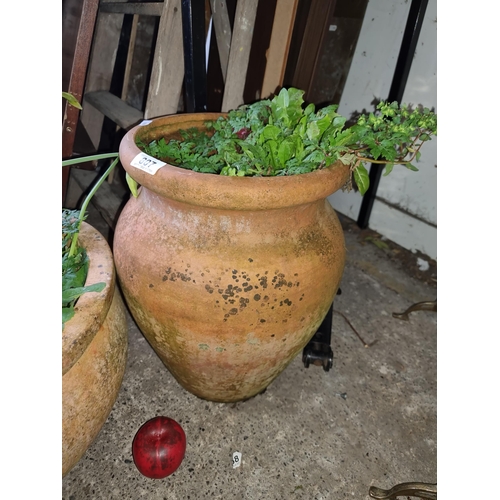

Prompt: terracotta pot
xmin=62 ymin=222 xmax=128 ymax=476
xmin=114 ymin=113 xmax=350 ymax=403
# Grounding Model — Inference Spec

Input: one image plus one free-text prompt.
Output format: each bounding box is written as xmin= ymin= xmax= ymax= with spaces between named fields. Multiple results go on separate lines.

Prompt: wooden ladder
xmin=79 ymin=0 xmax=298 ymax=151
xmin=81 ymin=0 xmax=183 ymax=150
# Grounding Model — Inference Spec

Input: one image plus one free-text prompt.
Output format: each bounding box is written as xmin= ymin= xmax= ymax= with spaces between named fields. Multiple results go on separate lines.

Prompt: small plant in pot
xmin=62 ymin=93 xmax=128 ymax=477
xmin=62 ymin=166 xmax=122 ymax=327
xmin=113 ymin=87 xmax=437 ymax=403
xmin=62 ymin=91 xmax=121 ymax=329
xmin=62 ymin=160 xmax=119 ymax=328
xmin=132 ymin=86 xmax=437 ymax=193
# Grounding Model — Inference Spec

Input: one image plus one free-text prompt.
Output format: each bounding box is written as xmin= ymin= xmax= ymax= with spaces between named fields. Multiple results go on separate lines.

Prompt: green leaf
xmin=62 ymin=255 xmax=89 ymax=293
xmin=354 ymin=164 xmax=370 ymax=195
xmin=62 ymin=92 xmax=82 ymax=109
xmin=126 ymin=172 xmax=139 ymax=197
xmin=310 ymin=115 xmax=333 ymax=141
xmin=260 ymin=124 xmax=281 ymax=142
xmin=304 ymin=103 xmax=315 ymax=116
xmin=365 ymin=236 xmax=389 ymax=250
xmin=339 ymin=153 xmax=357 ymax=166
xmin=266 ymin=139 xmax=279 ymax=170
xmin=292 ymin=133 xmax=305 ymax=160
xmin=62 ymin=307 xmax=75 ymax=329
xmin=270 ymin=88 xmax=305 ymax=129
xmin=373 ymin=239 xmax=389 ymax=250
xmin=286 ymin=87 xmax=305 ymax=106
xmin=221 ymin=166 xmax=237 ymax=176
xmin=270 ymin=88 xmax=289 ymax=123
xmin=241 ymin=143 xmax=267 ymax=163
xmin=278 ymin=87 xmax=289 ymax=108
xmin=303 ymin=149 xmax=326 ymax=165
xmin=306 ymin=121 xmax=321 ymax=141
xmin=62 ymin=282 xmax=106 ymax=305
xmin=278 ymin=137 xmax=296 ymax=166
xmin=332 ymin=115 xmax=346 ymax=128
xmin=383 ymin=163 xmax=394 ymax=176
xmin=405 ymin=163 xmax=419 ymax=171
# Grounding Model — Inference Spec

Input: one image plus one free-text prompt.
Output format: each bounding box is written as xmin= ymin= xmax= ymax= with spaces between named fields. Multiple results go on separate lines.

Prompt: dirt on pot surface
xmin=68 ymin=167 xmax=437 ymax=289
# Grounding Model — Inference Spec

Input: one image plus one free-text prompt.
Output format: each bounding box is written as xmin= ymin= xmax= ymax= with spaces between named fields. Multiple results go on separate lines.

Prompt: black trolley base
xmin=302 ymin=289 xmax=341 ymax=372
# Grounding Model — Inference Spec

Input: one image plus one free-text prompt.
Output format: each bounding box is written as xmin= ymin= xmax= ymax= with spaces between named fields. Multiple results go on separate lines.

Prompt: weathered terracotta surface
xmin=62 ymin=223 xmax=128 ymax=476
xmin=114 ymin=114 xmax=350 ymax=403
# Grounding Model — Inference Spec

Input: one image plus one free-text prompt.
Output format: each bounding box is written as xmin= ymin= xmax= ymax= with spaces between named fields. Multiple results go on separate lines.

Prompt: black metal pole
xmin=356 ymin=0 xmax=429 ymax=229
xmin=180 ymin=0 xmax=208 ymax=113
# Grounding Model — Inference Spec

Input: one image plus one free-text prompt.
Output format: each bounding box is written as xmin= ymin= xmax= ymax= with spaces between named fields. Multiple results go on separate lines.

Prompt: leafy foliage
xmin=62 ymin=93 xmax=122 ymax=330
xmin=62 ymin=210 xmax=105 ymax=329
xmin=61 ymin=156 xmax=118 ymax=330
xmin=137 ymin=87 xmax=437 ymax=194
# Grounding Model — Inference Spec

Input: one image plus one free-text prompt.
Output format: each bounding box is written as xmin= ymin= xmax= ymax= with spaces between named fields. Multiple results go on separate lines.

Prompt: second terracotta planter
xmin=114 ymin=113 xmax=350 ymax=403
xmin=62 ymin=223 xmax=128 ymax=476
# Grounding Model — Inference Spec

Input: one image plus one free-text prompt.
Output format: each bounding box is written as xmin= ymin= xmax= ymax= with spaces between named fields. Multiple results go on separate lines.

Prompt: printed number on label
xmin=130 ymin=152 xmax=166 ymax=175
xmin=232 ymin=452 xmax=242 ymax=469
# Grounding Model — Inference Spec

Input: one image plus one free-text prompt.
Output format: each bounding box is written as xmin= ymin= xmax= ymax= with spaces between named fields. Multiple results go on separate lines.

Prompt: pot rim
xmin=62 ymin=222 xmax=115 ymax=376
xmin=119 ymin=113 xmax=351 ymax=211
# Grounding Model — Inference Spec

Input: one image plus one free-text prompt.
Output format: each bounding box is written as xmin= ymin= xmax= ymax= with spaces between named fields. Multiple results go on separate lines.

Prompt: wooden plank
xmin=261 ymin=0 xmax=299 ymax=98
xmin=62 ymin=0 xmax=99 ymax=150
xmin=99 ymin=2 xmax=163 ymax=16
xmin=62 ymin=0 xmax=100 ymax=204
xmin=107 ymin=14 xmax=139 ymax=184
xmin=209 ymin=0 xmax=232 ymax=82
xmin=121 ymin=15 xmax=139 ymax=99
xmin=85 ymin=90 xmax=144 ymax=130
xmin=221 ymin=0 xmax=258 ymax=112
xmin=288 ymin=0 xmax=335 ymax=99
xmin=80 ymin=1 xmax=128 ymax=148
xmin=144 ymin=0 xmax=185 ymax=118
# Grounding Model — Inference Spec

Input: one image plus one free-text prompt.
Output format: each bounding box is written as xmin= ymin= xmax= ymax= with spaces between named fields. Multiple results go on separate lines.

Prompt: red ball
xmin=132 ymin=416 xmax=186 ymax=479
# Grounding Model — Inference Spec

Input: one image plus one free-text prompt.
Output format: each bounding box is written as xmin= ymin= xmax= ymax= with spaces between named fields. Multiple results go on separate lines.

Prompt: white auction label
xmin=232 ymin=451 xmax=242 ymax=469
xmin=130 ymin=152 xmax=166 ymax=175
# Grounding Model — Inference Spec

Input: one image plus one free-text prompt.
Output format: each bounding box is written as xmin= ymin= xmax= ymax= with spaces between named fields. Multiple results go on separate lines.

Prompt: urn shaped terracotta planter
xmin=114 ymin=113 xmax=350 ymax=403
xmin=62 ymin=222 xmax=128 ymax=476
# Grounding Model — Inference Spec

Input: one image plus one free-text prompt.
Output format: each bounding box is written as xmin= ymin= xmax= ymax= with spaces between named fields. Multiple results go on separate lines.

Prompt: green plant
xmin=62 ymin=209 xmax=104 ymax=327
xmin=62 ymin=93 xmax=120 ymax=329
xmin=137 ymin=87 xmax=437 ymax=195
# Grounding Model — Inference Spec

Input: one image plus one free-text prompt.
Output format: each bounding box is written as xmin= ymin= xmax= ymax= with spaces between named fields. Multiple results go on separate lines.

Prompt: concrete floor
xmin=62 ymin=168 xmax=437 ymax=499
